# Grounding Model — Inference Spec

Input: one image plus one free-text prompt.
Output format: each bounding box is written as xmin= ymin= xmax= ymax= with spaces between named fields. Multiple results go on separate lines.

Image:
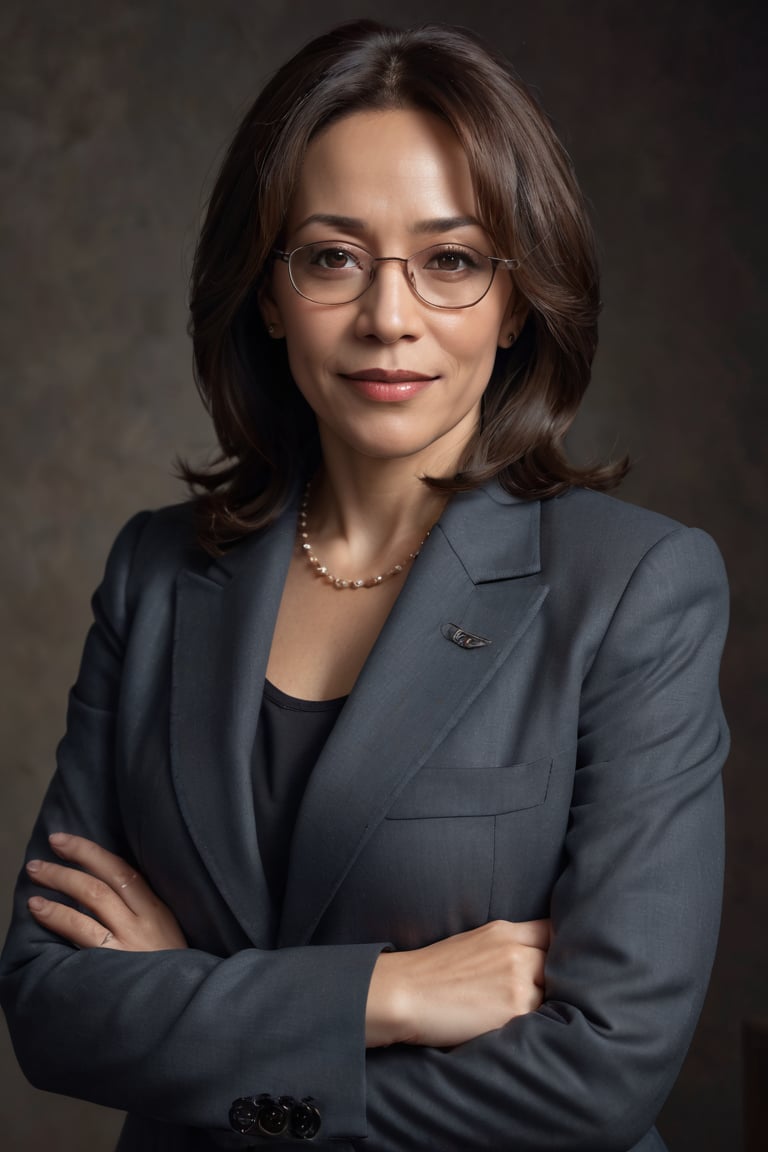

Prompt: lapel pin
xmin=442 ymin=623 xmax=492 ymax=649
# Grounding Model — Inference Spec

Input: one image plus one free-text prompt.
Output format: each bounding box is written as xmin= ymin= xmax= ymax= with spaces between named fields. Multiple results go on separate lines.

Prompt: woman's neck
xmin=305 ymin=453 xmax=452 ymax=574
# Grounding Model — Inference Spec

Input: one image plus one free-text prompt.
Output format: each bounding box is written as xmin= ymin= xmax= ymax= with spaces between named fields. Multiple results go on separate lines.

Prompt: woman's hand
xmin=26 ymin=833 xmax=187 ymax=951
xmin=365 ymin=918 xmax=550 ymax=1048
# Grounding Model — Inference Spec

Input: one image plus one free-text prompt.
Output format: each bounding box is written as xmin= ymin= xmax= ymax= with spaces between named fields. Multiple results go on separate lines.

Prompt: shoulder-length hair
xmin=184 ymin=19 xmax=627 ymax=553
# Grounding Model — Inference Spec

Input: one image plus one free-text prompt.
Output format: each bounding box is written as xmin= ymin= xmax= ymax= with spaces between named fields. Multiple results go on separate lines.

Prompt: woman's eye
xmin=311 ymin=247 xmax=360 ymax=270
xmin=424 ymin=248 xmax=480 ymax=273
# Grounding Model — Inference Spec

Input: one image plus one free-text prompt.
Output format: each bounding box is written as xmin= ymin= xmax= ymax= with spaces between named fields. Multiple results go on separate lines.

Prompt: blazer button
xmin=289 ymin=1097 xmax=322 ymax=1140
xmin=257 ymin=1095 xmax=291 ymax=1136
xmin=229 ymin=1096 xmax=259 ymax=1134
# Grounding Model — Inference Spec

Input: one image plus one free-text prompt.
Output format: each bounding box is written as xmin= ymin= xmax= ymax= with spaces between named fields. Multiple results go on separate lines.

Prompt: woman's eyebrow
xmin=294 ymin=213 xmax=366 ymax=233
xmin=411 ymin=215 xmax=482 ymax=234
xmin=293 ymin=213 xmax=482 ymax=235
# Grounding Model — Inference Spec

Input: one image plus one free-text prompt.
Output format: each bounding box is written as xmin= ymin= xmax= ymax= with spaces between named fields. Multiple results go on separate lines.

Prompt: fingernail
xmin=28 ymin=896 xmax=47 ymax=912
xmin=26 ymin=859 xmax=42 ymax=873
xmin=49 ymin=833 xmax=70 ymax=847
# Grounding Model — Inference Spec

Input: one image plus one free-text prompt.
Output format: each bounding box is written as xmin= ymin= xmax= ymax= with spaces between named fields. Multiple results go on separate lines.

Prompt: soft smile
xmin=340 ymin=368 xmax=438 ymax=401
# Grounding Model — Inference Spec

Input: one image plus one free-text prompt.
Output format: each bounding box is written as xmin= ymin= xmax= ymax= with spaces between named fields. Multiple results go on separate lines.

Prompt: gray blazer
xmin=0 ymin=482 xmax=729 ymax=1152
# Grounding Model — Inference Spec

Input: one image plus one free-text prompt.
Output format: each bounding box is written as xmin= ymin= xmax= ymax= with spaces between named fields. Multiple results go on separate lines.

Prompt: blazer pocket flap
xmin=386 ymin=757 xmax=552 ymax=819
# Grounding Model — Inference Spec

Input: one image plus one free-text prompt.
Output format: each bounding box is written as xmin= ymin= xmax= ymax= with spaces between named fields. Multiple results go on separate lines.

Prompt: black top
xmin=252 ymin=679 xmax=347 ymax=910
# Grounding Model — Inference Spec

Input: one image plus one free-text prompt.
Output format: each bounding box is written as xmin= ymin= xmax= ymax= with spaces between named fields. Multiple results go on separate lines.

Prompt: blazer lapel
xmin=278 ymin=484 xmax=549 ymax=947
xmin=170 ymin=498 xmax=298 ymax=946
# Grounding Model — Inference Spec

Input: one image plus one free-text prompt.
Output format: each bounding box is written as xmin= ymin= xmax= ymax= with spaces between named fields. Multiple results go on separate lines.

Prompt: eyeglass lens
xmin=288 ymin=241 xmax=495 ymax=307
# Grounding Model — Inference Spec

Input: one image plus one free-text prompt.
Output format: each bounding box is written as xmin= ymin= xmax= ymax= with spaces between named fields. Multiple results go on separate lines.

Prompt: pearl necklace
xmin=297 ymin=482 xmax=431 ymax=589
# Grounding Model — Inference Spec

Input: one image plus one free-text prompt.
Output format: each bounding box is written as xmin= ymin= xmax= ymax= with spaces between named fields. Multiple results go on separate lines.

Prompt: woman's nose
xmin=354 ymin=258 xmax=424 ymax=343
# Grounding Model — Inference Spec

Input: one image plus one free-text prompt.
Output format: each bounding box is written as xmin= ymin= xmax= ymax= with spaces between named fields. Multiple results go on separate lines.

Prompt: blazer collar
xmin=437 ymin=480 xmax=541 ymax=583
xmin=170 ymin=482 xmax=546 ymax=946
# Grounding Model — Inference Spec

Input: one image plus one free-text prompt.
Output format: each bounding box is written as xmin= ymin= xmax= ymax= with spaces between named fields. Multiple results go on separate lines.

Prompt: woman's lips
xmin=340 ymin=368 xmax=437 ymax=401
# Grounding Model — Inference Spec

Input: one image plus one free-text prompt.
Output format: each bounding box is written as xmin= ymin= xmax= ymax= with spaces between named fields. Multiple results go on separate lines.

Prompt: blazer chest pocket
xmin=385 ymin=756 xmax=552 ymax=819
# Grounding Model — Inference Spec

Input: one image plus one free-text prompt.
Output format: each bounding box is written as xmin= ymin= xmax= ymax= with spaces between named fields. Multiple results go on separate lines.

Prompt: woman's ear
xmin=498 ymin=297 xmax=530 ymax=349
xmin=257 ymin=281 xmax=285 ymax=339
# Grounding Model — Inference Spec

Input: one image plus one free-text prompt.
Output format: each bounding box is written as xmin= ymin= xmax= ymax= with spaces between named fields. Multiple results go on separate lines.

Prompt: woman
xmin=0 ymin=20 xmax=729 ymax=1152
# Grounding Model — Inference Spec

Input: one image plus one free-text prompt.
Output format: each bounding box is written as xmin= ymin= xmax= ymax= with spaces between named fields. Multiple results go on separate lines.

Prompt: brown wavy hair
xmin=183 ymin=19 xmax=628 ymax=552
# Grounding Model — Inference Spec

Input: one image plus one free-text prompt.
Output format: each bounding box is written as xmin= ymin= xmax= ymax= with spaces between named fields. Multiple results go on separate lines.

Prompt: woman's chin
xmin=316 ymin=415 xmax=478 ymax=473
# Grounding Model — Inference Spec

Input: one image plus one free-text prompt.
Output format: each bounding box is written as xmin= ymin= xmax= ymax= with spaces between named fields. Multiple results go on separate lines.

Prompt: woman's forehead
xmin=285 ymin=108 xmax=482 ymax=240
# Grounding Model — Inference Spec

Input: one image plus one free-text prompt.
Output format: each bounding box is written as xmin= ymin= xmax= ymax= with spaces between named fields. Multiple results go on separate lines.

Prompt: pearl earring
xmin=267 ymin=324 xmax=276 ymax=336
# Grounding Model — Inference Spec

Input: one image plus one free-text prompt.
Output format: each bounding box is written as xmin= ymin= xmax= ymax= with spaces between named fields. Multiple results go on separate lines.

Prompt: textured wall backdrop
xmin=1 ymin=1 xmax=765 ymax=1149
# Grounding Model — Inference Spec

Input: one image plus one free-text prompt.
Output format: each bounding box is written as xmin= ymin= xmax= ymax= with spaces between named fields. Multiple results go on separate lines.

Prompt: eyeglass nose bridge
xmin=363 ymin=254 xmax=419 ymax=299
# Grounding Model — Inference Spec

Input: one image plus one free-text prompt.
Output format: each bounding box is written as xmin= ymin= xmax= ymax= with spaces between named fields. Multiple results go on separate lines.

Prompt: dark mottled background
xmin=1 ymin=1 xmax=765 ymax=1148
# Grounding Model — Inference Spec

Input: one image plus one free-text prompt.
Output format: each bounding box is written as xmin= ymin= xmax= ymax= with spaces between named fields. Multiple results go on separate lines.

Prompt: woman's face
xmin=262 ymin=107 xmax=523 ymax=474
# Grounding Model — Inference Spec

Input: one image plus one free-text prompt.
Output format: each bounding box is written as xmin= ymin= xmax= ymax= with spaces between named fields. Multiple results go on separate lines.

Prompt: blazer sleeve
xmin=356 ymin=525 xmax=729 ymax=1151
xmin=0 ymin=512 xmax=387 ymax=1146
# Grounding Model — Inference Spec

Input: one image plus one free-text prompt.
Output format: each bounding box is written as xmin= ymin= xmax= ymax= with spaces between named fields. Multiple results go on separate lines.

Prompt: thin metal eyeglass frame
xmin=271 ymin=243 xmax=521 ymax=310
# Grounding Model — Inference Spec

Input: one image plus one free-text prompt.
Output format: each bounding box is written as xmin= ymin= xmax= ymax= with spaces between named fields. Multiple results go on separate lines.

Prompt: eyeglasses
xmin=272 ymin=241 xmax=520 ymax=309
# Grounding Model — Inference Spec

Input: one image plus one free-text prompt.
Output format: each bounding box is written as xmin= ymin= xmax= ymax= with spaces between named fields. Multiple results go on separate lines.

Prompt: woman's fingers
xmin=25 ymin=834 xmax=188 ymax=952
xmin=27 ymin=895 xmax=119 ymax=950
xmin=511 ymin=940 xmax=547 ymax=997
xmin=501 ymin=917 xmax=551 ymax=951
xmin=47 ymin=833 xmax=154 ymax=916
xmin=26 ymin=857 xmax=130 ymax=934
